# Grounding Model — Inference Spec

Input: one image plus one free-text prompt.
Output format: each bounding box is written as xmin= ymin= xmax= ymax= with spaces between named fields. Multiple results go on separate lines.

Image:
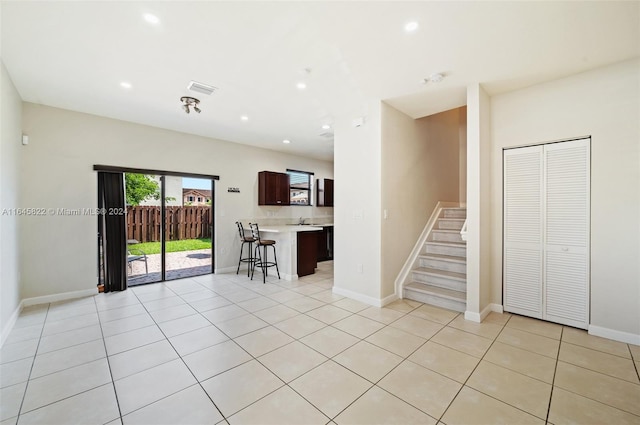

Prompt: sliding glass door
xmin=124 ymin=172 xmax=164 ymax=286
xmin=97 ymin=166 xmax=216 ymax=289
xmin=164 ymin=176 xmax=213 ymax=281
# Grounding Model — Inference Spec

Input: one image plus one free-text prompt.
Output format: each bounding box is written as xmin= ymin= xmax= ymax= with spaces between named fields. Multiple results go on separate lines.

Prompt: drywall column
xmin=333 ymin=101 xmax=383 ymax=304
xmin=458 ymin=107 xmax=468 ymax=205
xmin=465 ymin=83 xmax=493 ymax=322
xmin=0 ymin=61 xmax=23 ymax=344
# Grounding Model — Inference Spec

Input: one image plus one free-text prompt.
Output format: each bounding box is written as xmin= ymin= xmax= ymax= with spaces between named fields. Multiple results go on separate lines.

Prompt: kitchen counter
xmin=259 ymin=225 xmax=323 ymax=233
xmin=259 ymin=224 xmax=333 ymax=233
xmin=255 ymin=225 xmax=331 ymax=280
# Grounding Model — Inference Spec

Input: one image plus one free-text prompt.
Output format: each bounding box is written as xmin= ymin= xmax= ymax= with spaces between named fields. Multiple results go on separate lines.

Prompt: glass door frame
xmin=162 ymin=175 xmax=216 ymax=282
xmin=94 ymin=165 xmax=219 ymax=287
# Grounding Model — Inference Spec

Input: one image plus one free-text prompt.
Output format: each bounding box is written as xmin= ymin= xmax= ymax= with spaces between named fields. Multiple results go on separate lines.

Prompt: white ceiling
xmin=2 ymin=1 xmax=638 ymax=161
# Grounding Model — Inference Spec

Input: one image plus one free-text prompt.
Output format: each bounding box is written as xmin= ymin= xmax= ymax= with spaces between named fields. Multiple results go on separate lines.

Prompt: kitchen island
xmin=258 ymin=225 xmax=332 ymax=280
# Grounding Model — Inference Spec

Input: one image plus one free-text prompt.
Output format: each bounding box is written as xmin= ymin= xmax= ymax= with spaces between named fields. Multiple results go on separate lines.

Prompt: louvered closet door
xmin=544 ymin=139 xmax=590 ymax=329
xmin=503 ymin=146 xmax=544 ymax=318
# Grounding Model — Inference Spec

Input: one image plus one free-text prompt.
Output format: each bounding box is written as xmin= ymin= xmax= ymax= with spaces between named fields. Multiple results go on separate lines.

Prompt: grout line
xmin=545 ymin=326 xmax=562 ymax=424
xmin=13 ymin=303 xmax=50 ymax=423
xmin=126 ymin=286 xmax=229 ymax=421
xmin=564 ymin=336 xmax=637 ymax=356
xmin=189 ymin=264 xmax=341 ymax=421
xmin=207 ymin=265 xmax=337 ymax=422
xmin=94 ymin=296 xmax=125 ymax=424
xmin=630 ymin=344 xmax=640 ymax=382
xmin=437 ymin=315 xmax=511 ymax=423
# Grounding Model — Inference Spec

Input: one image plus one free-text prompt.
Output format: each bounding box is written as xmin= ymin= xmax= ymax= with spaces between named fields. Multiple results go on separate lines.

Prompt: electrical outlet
xmin=357 ymin=263 xmax=363 ymax=273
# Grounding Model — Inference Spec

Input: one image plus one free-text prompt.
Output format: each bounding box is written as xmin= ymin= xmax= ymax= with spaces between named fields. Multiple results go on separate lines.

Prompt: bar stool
xmin=249 ymin=223 xmax=280 ymax=283
xmin=235 ymin=221 xmax=256 ymax=276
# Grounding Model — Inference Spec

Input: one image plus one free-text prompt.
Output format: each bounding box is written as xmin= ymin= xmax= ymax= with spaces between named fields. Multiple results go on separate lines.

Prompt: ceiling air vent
xmin=187 ymin=81 xmax=217 ymax=95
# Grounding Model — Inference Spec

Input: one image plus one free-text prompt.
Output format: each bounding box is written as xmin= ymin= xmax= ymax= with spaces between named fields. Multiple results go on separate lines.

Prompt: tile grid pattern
xmin=1 ymin=261 xmax=639 ymax=425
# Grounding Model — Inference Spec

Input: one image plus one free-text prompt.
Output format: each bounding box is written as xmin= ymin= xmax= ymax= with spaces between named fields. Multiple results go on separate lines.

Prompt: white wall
xmin=466 ymin=83 xmax=493 ymax=321
xmin=380 ymin=103 xmax=461 ymax=298
xmin=20 ymin=103 xmax=333 ymax=299
xmin=0 ymin=61 xmax=23 ymax=343
xmin=333 ymin=102 xmax=383 ymax=303
xmin=490 ymin=59 xmax=640 ymax=341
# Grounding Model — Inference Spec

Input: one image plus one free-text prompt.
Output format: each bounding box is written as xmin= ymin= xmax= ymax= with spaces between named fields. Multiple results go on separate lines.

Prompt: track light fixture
xmin=180 ymin=96 xmax=201 ymax=114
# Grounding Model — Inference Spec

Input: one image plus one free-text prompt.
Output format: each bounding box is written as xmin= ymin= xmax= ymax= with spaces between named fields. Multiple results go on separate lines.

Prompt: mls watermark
xmin=1 ymin=208 xmax=126 ymax=216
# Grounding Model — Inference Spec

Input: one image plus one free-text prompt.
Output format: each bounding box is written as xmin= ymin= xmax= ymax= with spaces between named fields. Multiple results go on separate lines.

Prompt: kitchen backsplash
xmin=236 ymin=216 xmax=334 ymax=226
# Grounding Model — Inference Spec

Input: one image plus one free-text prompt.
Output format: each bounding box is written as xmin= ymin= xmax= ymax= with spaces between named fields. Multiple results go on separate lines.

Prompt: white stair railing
xmin=460 ymin=218 xmax=468 ymax=242
xmin=394 ymin=201 xmax=461 ymax=300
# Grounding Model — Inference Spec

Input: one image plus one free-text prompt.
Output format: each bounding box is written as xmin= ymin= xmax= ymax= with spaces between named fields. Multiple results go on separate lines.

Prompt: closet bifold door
xmin=503 ymin=145 xmax=544 ymax=319
xmin=544 ymin=139 xmax=590 ymax=329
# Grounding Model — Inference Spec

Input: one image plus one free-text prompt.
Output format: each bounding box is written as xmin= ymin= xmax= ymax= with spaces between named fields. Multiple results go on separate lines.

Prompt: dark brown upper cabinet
xmin=316 ymin=178 xmax=334 ymax=207
xmin=258 ymin=171 xmax=290 ymax=206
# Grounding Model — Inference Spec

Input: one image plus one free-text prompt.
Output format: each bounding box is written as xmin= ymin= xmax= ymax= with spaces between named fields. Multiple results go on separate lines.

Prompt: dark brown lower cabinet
xmin=297 ymin=231 xmax=320 ymax=277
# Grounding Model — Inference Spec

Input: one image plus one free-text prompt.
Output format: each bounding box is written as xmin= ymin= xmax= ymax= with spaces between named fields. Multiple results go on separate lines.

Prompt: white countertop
xmin=259 ymin=225 xmax=325 ymax=233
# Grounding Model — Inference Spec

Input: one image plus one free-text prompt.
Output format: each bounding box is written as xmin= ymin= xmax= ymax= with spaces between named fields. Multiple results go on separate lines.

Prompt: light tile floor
xmin=2 ymin=261 xmax=640 ymax=425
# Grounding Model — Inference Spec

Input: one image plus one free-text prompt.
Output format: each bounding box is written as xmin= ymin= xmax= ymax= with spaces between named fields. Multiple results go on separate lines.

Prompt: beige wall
xmin=0 ymin=61 xmax=23 ymax=342
xmin=380 ymin=103 xmax=461 ymax=298
xmin=490 ymin=59 xmax=640 ymax=340
xmin=19 ymin=103 xmax=333 ymax=300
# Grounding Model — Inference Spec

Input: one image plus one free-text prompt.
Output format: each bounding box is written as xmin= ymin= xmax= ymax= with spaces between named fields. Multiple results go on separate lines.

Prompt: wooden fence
xmin=126 ymin=206 xmax=211 ymax=242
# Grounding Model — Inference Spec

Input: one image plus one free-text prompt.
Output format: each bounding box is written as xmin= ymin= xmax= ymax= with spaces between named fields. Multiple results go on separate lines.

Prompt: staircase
xmin=403 ymin=207 xmax=467 ymax=312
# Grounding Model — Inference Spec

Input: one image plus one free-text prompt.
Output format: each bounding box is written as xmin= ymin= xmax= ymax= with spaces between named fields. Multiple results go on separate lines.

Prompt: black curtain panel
xmin=98 ymin=172 xmax=127 ymax=292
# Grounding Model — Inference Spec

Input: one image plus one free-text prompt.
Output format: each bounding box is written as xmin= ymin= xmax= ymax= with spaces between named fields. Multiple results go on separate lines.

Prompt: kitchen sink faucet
xmin=298 ymin=217 xmax=306 ymax=225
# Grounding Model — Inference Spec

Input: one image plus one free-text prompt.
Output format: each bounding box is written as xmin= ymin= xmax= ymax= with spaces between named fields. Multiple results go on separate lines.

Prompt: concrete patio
xmin=128 ymin=249 xmax=213 ymax=285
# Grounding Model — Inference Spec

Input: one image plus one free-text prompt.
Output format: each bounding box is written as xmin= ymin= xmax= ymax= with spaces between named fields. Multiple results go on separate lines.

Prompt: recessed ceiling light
xmin=322 ymin=124 xmax=331 ymax=130
xmin=143 ymin=13 xmax=160 ymax=25
xmin=282 ymin=139 xmax=291 ymax=144
xmin=405 ymin=21 xmax=419 ymax=32
xmin=120 ymin=82 xmax=132 ymax=89
xmin=296 ymin=82 xmax=307 ymax=90
xmin=241 ymin=115 xmax=249 ymax=121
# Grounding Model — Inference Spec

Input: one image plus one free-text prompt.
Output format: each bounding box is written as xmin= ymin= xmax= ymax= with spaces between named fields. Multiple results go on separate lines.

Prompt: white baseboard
xmin=381 ymin=293 xmax=398 ymax=307
xmin=588 ymin=324 xmax=640 ymax=345
xmin=464 ymin=303 xmax=503 ymax=323
xmin=333 ymin=286 xmax=386 ymax=307
xmin=490 ymin=304 xmax=504 ymax=314
xmin=464 ymin=310 xmax=481 ymax=323
xmin=22 ymin=288 xmax=98 ymax=307
xmin=2 ymin=288 xmax=98 ymax=349
xmin=1 ymin=301 xmax=24 ymax=348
